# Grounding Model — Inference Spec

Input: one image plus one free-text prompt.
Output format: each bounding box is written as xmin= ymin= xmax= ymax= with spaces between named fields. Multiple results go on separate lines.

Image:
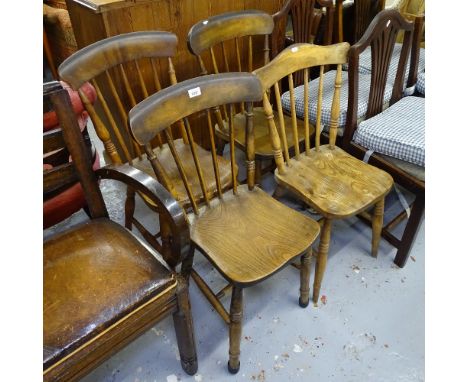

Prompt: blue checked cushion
xmin=416 ymin=71 xmax=425 ymax=95
xmin=353 ymin=96 xmax=425 ymax=166
xmin=281 ymin=70 xmax=393 ymax=134
xmin=344 ymin=44 xmax=425 ymax=84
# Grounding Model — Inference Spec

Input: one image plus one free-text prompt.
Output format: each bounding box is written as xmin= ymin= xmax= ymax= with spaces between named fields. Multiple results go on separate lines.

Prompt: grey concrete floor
xmin=44 ymin=134 xmax=424 ymax=382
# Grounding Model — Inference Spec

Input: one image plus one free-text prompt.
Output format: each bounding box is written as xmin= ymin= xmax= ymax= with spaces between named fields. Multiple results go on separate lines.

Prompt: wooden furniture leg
xmin=124 ymin=186 xmax=136 ymax=229
xmin=299 ymin=247 xmax=313 ymax=307
xmin=371 ymin=197 xmax=385 ymax=257
xmin=160 ymin=212 xmax=176 ymax=265
xmin=172 ymin=276 xmax=198 ymax=376
xmin=312 ymin=218 xmax=332 ymax=305
xmin=181 ymin=245 xmax=195 ymax=282
xmin=394 ymin=192 xmax=425 ymax=267
xmin=254 ymin=159 xmax=262 ymax=185
xmin=228 ymin=286 xmax=243 ymax=374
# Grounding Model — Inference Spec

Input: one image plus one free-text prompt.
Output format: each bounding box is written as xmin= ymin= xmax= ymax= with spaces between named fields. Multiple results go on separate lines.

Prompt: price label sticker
xmin=188 ymin=87 xmax=202 ymax=98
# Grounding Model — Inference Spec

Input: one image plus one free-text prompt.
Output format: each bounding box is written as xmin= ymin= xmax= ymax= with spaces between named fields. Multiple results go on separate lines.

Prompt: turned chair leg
xmin=312 ymin=218 xmax=332 ymax=306
xmin=173 ymin=275 xmax=198 ymax=375
xmin=371 ymin=197 xmax=385 ymax=257
xmin=228 ymin=286 xmax=243 ymax=374
xmin=394 ymin=193 xmax=425 ymax=267
xmin=299 ymin=247 xmax=313 ymax=307
xmin=124 ymin=187 xmax=136 ymax=230
xmin=272 ymin=185 xmax=286 ymax=200
xmin=254 ymin=159 xmax=263 ymax=186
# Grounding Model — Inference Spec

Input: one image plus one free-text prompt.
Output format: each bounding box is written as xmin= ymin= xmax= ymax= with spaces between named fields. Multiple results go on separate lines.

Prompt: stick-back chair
xmin=188 ymin=10 xmax=316 ymax=182
xmin=342 ymin=9 xmax=425 ymax=267
xmin=43 ymin=81 xmax=197 ymax=381
xmin=129 ymin=73 xmax=320 ymax=373
xmin=58 ymin=31 xmax=232 ymax=265
xmin=254 ymin=43 xmax=394 ymax=305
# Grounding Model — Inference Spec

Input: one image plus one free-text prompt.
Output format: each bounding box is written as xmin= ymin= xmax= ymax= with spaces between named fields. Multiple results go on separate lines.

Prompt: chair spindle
xmin=287 ymin=73 xmax=300 ymax=157
xmin=314 ymin=65 xmax=325 ymax=151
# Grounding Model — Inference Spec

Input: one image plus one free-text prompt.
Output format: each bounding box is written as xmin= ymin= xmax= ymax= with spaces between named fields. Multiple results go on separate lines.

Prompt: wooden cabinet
xmin=65 ymin=0 xmax=285 ymax=147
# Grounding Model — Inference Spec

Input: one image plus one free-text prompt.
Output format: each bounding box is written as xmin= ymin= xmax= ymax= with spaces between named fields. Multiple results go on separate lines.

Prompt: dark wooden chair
xmin=128 ymin=73 xmax=320 ymax=374
xmin=254 ymin=42 xmax=393 ymax=305
xmin=43 ymin=81 xmax=197 ymax=381
xmin=187 ymin=10 xmax=277 ymax=182
xmin=342 ymin=9 xmax=425 ymax=267
xmin=58 ymin=31 xmax=232 ymax=265
xmin=271 ymin=0 xmax=336 ymax=62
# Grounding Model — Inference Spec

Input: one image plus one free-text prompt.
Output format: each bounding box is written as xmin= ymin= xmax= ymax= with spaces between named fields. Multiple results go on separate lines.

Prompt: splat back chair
xmin=272 ymin=0 xmax=336 ymax=68
xmin=129 ymin=73 xmax=320 ymax=373
xmin=189 ymin=10 xmax=312 ymax=184
xmin=343 ymin=10 xmax=425 ymax=267
xmin=43 ymin=81 xmax=197 ymax=381
xmin=254 ymin=43 xmax=393 ymax=304
xmin=58 ymin=32 xmax=232 ymax=265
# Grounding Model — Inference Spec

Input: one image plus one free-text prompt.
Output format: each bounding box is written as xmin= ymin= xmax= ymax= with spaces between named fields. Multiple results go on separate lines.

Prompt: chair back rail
xmin=129 ymin=73 xmax=264 ymax=214
xmin=253 ymin=42 xmax=349 ymax=173
xmin=344 ymin=9 xmax=418 ymax=145
xmin=59 ymin=31 xmax=188 ymax=166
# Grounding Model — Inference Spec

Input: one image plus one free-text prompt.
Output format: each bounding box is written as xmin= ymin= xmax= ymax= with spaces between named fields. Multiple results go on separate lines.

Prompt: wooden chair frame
xmin=129 ymin=73 xmax=320 ymax=373
xmin=254 ymin=42 xmax=394 ymax=304
xmin=43 ymin=81 xmax=198 ymax=380
xmin=342 ymin=9 xmax=425 ymax=267
xmin=58 ymin=31 xmax=233 ymax=267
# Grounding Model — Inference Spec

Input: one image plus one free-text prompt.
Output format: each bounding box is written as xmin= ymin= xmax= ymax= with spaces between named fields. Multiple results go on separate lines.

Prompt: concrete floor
xmin=44 ymin=135 xmax=424 ymax=382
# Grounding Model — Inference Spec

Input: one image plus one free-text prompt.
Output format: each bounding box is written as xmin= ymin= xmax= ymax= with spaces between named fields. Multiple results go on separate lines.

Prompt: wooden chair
xmin=58 ymin=31 xmax=232 ymax=266
xmin=128 ymin=73 xmax=321 ymax=373
xmin=43 ymin=81 xmax=197 ymax=381
xmin=253 ymin=42 xmax=393 ymax=305
xmin=351 ymin=0 xmax=386 ymax=44
xmin=342 ymin=9 xmax=425 ymax=267
xmin=187 ymin=10 xmax=277 ymax=181
xmin=271 ymin=0 xmax=336 ymax=62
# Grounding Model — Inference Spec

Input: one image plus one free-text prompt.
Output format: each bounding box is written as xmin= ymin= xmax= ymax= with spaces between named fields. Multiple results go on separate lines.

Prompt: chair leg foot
xmin=173 ymin=276 xmax=198 ymax=375
xmin=228 ymin=361 xmax=240 ymax=374
xmin=312 ymin=218 xmax=332 ymax=305
xmin=228 ymin=286 xmax=243 ymax=373
xmin=124 ymin=187 xmax=136 ymax=230
xmin=371 ymin=197 xmax=385 ymax=258
xmin=299 ymin=247 xmax=313 ymax=308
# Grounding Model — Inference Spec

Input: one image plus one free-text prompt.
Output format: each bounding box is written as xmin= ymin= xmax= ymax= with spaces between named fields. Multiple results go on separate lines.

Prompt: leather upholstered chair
xmin=43 ymin=81 xmax=197 ymax=381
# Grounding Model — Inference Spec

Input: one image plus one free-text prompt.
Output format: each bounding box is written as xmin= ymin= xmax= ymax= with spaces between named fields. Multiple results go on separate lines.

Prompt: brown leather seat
xmin=43 ymin=218 xmax=176 ymax=369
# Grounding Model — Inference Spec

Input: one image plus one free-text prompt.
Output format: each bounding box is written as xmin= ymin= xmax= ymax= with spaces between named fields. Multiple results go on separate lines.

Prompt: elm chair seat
xmin=353 ymin=96 xmax=425 ymax=167
xmin=281 ymin=70 xmax=393 ymax=136
xmin=44 ymin=219 xmax=176 ymax=369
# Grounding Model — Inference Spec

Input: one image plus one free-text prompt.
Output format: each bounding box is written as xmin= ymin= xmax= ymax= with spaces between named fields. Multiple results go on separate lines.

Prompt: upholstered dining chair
xmin=43 ymin=81 xmax=197 ymax=381
xmin=253 ymin=42 xmax=393 ymax=305
xmin=128 ymin=73 xmax=320 ymax=373
xmin=58 ymin=31 xmax=232 ymax=266
xmin=342 ymin=9 xmax=425 ymax=267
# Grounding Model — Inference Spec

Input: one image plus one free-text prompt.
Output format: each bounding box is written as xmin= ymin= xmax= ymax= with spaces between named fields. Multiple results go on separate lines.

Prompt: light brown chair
xmin=58 ymin=31 xmax=233 ymax=266
xmin=253 ymin=42 xmax=393 ymax=305
xmin=188 ymin=10 xmax=313 ymax=182
xmin=43 ymin=81 xmax=197 ymax=381
xmin=128 ymin=72 xmax=320 ymax=373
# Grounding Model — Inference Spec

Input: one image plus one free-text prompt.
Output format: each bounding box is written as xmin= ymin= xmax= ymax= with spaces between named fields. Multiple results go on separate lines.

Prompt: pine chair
xmin=343 ymin=10 xmax=425 ymax=267
xmin=43 ymin=81 xmax=197 ymax=381
xmin=187 ymin=10 xmax=312 ymax=182
xmin=58 ymin=31 xmax=232 ymax=265
xmin=128 ymin=73 xmax=321 ymax=373
xmin=253 ymin=42 xmax=393 ymax=305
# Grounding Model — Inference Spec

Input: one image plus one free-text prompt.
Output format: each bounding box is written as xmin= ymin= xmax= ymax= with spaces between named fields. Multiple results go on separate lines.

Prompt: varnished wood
xmin=371 ymin=197 xmax=385 ymax=257
xmin=43 ymin=81 xmax=197 ymax=381
xmin=68 ymin=0 xmax=285 ymax=147
xmin=59 ymin=31 xmax=233 ymax=250
xmin=254 ymin=43 xmax=393 ymax=301
xmin=342 ymin=10 xmax=425 ymax=267
xmin=129 ymin=73 xmax=320 ymax=372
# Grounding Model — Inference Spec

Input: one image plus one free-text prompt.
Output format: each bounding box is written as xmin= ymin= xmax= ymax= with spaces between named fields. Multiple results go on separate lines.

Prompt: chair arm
xmin=96 ymin=164 xmax=191 ymax=266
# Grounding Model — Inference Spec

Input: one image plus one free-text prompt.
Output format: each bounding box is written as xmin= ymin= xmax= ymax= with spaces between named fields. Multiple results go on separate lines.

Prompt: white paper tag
xmin=188 ymin=87 xmax=201 ymax=98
